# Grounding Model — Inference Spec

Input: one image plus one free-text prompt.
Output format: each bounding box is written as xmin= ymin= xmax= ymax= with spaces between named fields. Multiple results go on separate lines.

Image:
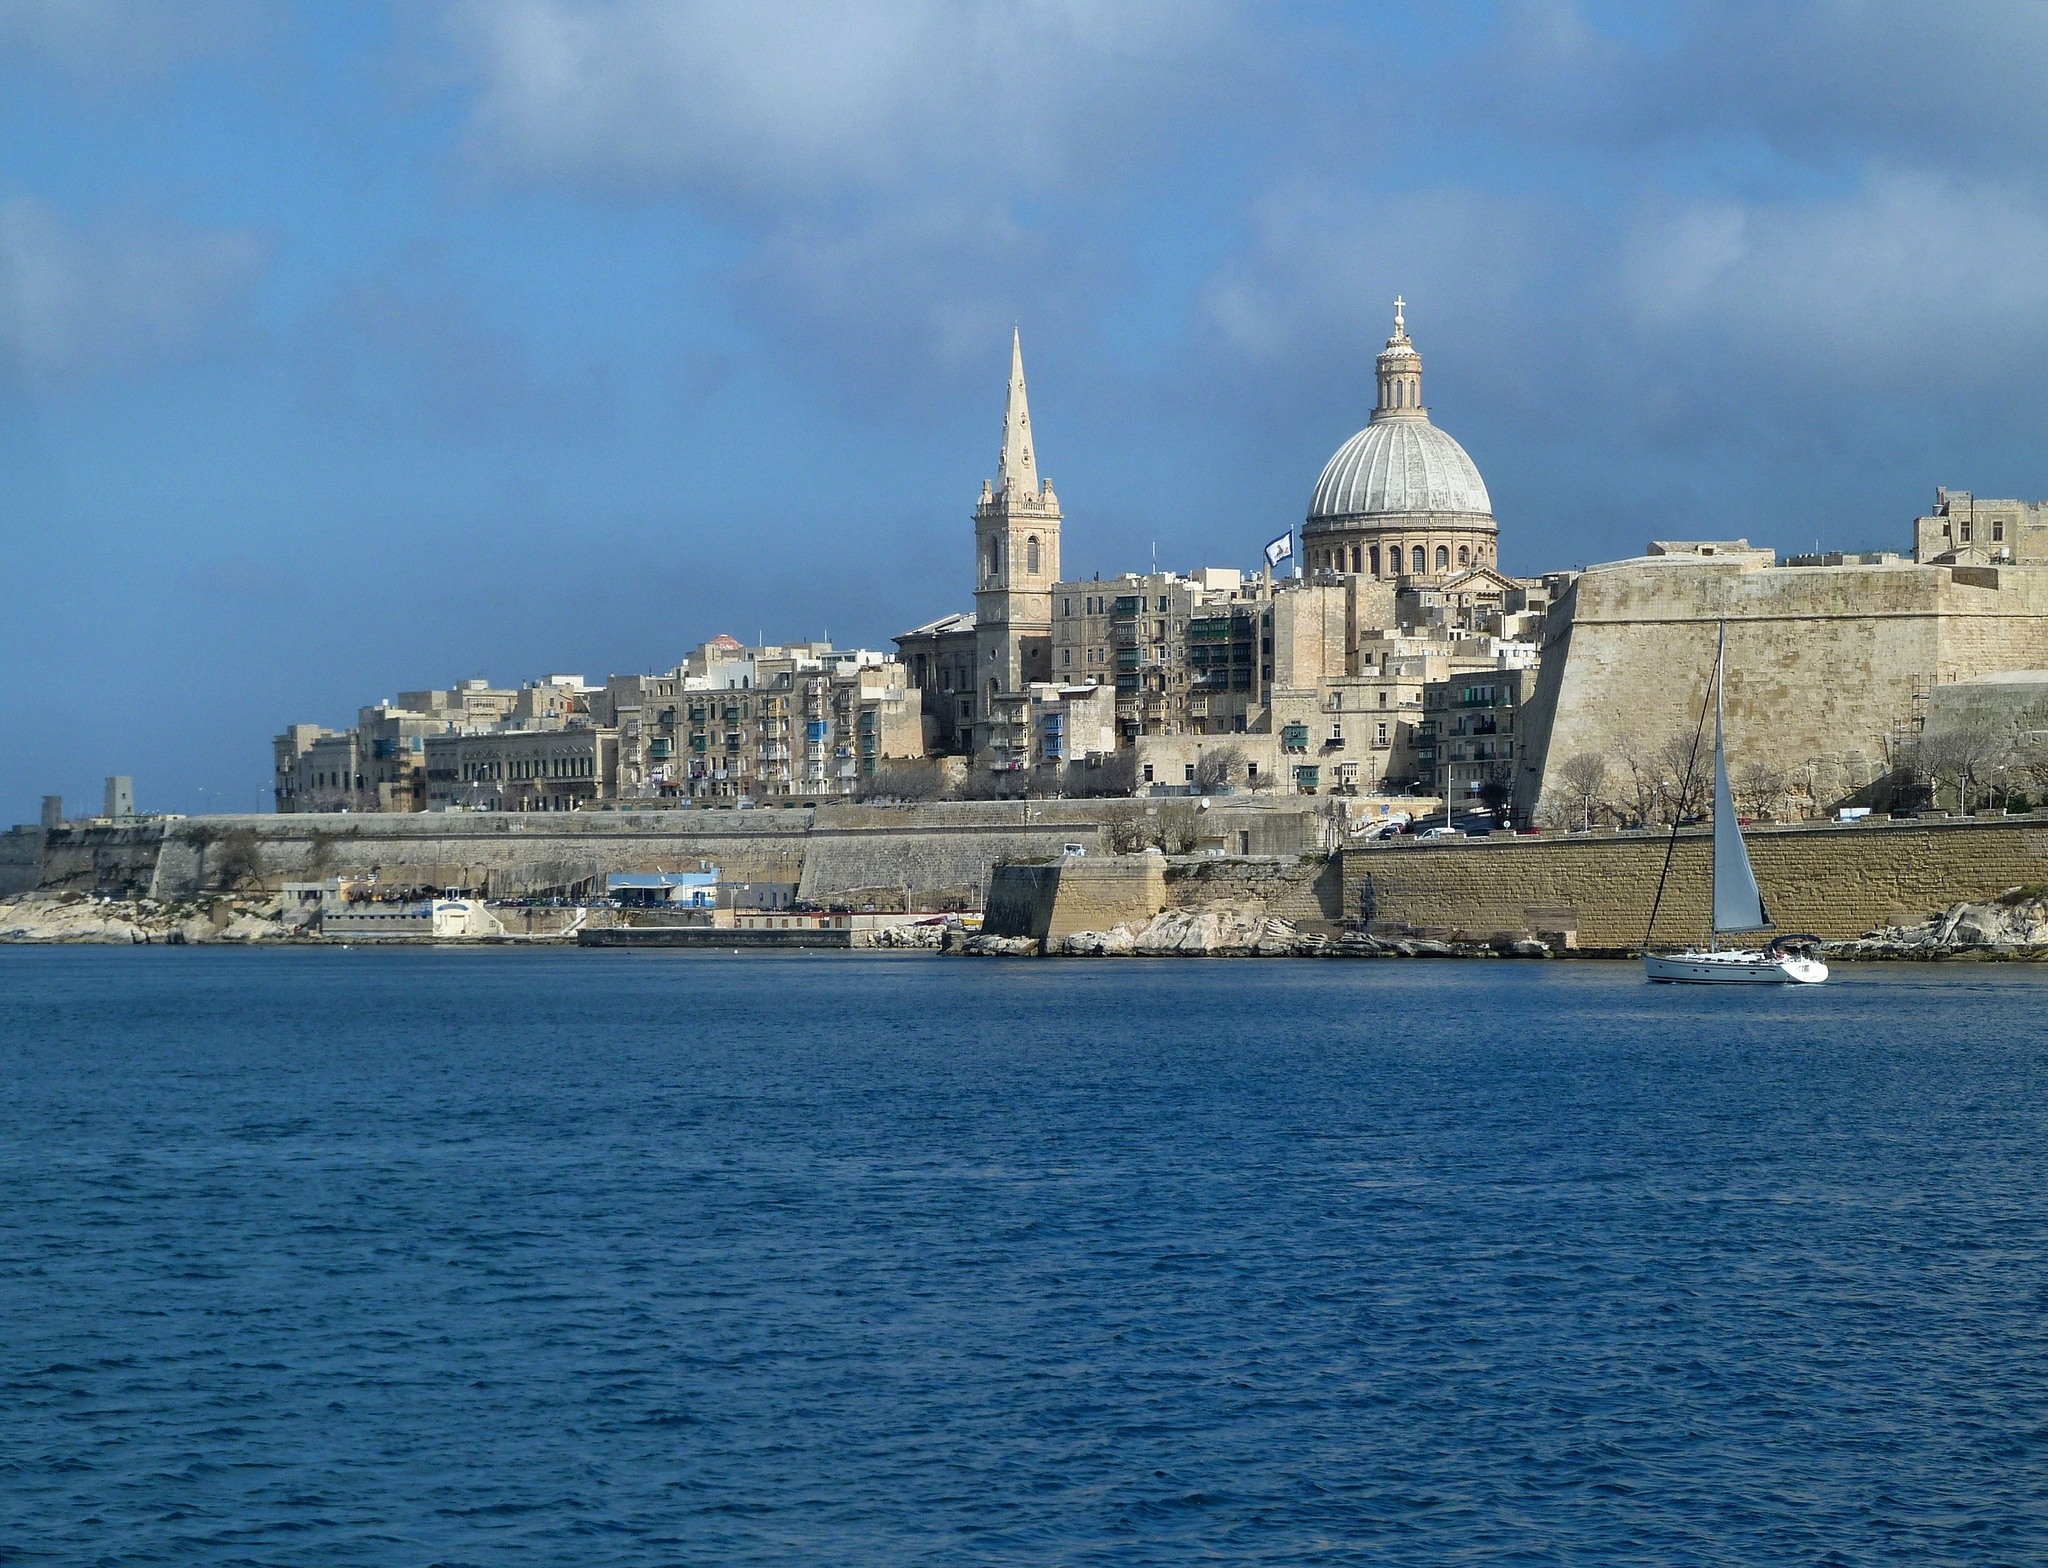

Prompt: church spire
xmin=998 ymin=327 xmax=1039 ymax=498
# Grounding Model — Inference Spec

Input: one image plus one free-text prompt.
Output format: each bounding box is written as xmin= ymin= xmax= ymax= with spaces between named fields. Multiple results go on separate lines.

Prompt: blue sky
xmin=5 ymin=0 xmax=2048 ymax=820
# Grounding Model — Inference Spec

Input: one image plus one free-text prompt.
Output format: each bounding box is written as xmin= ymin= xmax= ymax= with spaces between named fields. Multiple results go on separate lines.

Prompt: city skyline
xmin=6 ymin=2 xmax=2048 ymax=820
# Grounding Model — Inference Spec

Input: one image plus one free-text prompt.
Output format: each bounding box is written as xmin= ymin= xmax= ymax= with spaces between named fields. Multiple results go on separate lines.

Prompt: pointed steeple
xmin=998 ymin=327 xmax=1039 ymax=498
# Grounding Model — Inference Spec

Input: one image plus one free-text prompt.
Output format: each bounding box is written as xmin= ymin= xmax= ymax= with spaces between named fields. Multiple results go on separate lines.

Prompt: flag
xmin=1264 ymin=531 xmax=1293 ymax=569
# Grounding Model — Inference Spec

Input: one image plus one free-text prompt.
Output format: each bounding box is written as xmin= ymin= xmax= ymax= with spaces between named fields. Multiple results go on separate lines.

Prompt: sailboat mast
xmin=1641 ymin=634 xmax=1719 ymax=953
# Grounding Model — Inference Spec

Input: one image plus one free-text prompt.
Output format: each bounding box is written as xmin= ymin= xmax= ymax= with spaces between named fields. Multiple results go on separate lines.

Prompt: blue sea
xmin=3 ymin=949 xmax=2045 ymax=1565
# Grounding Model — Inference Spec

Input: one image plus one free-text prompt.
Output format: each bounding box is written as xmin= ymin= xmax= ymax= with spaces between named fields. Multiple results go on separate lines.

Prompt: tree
xmin=1475 ymin=761 xmax=1516 ymax=828
xmin=1614 ymin=740 xmax=1669 ymax=828
xmin=1912 ymin=719 xmax=2008 ymax=813
xmin=1731 ymin=759 xmax=1787 ymax=822
xmin=1152 ymin=802 xmax=1202 ymax=854
xmin=1067 ymin=750 xmax=1138 ymax=798
xmin=855 ymin=761 xmax=943 ymax=802
xmin=1554 ymin=751 xmax=1608 ymax=830
xmin=1192 ymin=744 xmax=1248 ymax=795
xmin=1655 ymin=729 xmax=1712 ymax=823
xmin=213 ymin=826 xmax=263 ymax=891
xmin=1101 ymin=801 xmax=1151 ymax=853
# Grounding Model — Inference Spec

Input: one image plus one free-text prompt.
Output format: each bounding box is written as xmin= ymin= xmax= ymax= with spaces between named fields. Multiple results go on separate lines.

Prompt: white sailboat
xmin=1642 ymin=626 xmax=1828 ymax=985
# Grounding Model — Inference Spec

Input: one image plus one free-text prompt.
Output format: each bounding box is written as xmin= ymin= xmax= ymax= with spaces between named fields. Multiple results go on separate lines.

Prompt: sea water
xmin=3 ymin=948 xmax=2045 ymax=1564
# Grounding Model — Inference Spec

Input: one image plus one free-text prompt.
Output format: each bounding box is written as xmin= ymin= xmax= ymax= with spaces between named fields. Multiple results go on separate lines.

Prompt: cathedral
xmin=1302 ymin=299 xmax=1500 ymax=583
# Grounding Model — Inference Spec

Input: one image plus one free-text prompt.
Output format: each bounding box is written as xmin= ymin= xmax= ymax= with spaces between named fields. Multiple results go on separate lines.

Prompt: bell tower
xmin=972 ymin=328 xmax=1062 ymax=736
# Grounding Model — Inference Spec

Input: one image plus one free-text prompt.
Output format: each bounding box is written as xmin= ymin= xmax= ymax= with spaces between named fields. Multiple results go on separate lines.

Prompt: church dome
xmin=1307 ymin=298 xmax=1493 ymax=523
xmin=1309 ymin=417 xmax=1491 ymax=520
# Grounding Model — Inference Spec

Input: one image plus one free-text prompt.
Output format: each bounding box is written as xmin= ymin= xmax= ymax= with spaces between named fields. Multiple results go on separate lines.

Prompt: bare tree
xmin=1101 ymin=801 xmax=1151 ymax=853
xmin=1655 ymin=729 xmax=1712 ymax=824
xmin=1554 ymin=752 xmax=1608 ymax=830
xmin=1152 ymin=802 xmax=1202 ymax=854
xmin=1192 ymin=744 xmax=1248 ymax=794
xmin=1614 ymin=740 xmax=1670 ymax=828
xmin=1913 ymin=719 xmax=2008 ymax=813
xmin=855 ymin=761 xmax=943 ymax=802
xmin=1067 ymin=750 xmax=1138 ymax=798
xmin=1731 ymin=759 xmax=1787 ymax=822
xmin=213 ymin=826 xmax=263 ymax=891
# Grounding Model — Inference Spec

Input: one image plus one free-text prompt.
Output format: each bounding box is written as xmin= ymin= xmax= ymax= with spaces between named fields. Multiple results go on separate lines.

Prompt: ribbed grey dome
xmin=1309 ymin=416 xmax=1491 ymax=521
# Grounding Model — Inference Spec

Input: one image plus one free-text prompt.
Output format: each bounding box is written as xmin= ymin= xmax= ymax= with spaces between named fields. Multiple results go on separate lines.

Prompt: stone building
xmin=1911 ymin=489 xmax=2048 ymax=565
xmin=1302 ymin=299 xmax=1500 ymax=584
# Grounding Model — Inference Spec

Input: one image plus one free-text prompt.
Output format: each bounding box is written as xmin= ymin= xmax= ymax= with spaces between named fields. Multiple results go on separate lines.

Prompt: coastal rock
xmin=868 ymin=922 xmax=946 ymax=949
xmin=1056 ymin=925 xmax=1137 ymax=957
xmin=960 ymin=934 xmax=1041 ymax=957
xmin=1842 ymin=893 xmax=2048 ymax=958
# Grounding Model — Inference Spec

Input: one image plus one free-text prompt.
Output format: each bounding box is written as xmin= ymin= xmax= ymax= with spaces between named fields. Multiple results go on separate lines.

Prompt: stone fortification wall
xmin=146 ymin=811 xmax=814 ymax=900
xmin=1345 ymin=817 xmax=2048 ymax=949
xmin=0 ymin=826 xmax=44 ymax=898
xmin=1166 ymin=856 xmax=1344 ymax=934
xmin=1518 ymin=557 xmax=2048 ymax=820
xmin=14 ymin=798 xmax=1324 ymax=905
xmin=986 ymin=852 xmax=1339 ymax=943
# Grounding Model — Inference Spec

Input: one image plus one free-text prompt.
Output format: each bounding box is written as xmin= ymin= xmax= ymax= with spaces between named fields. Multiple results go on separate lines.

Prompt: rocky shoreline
xmin=11 ymin=889 xmax=2048 ymax=960
xmin=0 ymin=892 xmax=310 ymax=944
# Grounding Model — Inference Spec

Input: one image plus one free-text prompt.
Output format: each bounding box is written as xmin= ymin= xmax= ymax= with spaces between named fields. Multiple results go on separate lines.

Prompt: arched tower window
xmin=1411 ymin=545 xmax=1425 ymax=574
xmin=1027 ymin=536 xmax=1040 ymax=575
xmin=1351 ymin=546 xmax=1361 ymax=573
xmin=1435 ymin=545 xmax=1449 ymax=571
xmin=985 ymin=539 xmax=998 ymax=581
xmin=1458 ymin=545 xmax=1469 ymax=567
xmin=1369 ymin=545 xmax=1381 ymax=576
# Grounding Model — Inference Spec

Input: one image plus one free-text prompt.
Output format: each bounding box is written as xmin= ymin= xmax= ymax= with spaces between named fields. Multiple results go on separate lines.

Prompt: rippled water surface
xmin=4 ymin=949 xmax=2047 ymax=1564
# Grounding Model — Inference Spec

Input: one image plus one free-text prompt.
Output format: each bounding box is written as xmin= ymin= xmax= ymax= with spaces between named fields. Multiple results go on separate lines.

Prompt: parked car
xmin=1418 ymin=825 xmax=1463 ymax=840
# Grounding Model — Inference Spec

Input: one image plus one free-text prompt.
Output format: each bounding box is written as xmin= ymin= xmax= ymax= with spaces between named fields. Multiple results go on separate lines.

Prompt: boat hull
xmin=1643 ymin=949 xmax=1828 ymax=985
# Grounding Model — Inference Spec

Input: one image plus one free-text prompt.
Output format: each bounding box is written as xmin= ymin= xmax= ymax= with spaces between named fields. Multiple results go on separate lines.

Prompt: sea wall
xmin=1345 ymin=816 xmax=2048 ymax=949
xmin=4 ymin=798 xmax=1327 ymax=905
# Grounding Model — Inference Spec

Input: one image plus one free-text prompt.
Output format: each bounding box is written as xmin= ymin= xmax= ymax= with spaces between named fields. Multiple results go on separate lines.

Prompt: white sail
xmin=1710 ymin=626 xmax=1770 ymax=934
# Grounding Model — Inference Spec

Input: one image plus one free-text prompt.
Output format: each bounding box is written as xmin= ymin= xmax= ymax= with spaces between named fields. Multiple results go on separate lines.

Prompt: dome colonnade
xmin=1302 ymin=298 xmax=1498 ymax=584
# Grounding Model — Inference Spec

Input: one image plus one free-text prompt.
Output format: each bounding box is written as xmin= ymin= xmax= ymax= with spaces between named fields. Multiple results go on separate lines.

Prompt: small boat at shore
xmin=1643 ymin=625 xmax=1828 ymax=986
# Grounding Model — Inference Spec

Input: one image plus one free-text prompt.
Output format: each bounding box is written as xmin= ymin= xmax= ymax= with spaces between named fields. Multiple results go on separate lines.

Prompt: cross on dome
xmin=1393 ymin=295 xmax=1405 ymax=335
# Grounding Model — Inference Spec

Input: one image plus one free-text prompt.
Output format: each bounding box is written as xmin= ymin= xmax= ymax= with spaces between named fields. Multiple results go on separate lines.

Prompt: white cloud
xmin=450 ymin=0 xmax=1241 ymax=201
xmin=1620 ymin=172 xmax=2048 ymax=381
xmin=0 ymin=198 xmax=267 ymax=380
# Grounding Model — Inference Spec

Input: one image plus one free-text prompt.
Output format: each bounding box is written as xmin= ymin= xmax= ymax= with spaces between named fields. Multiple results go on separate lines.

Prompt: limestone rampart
xmin=1345 ymin=816 xmax=2048 ymax=950
xmin=5 ymin=798 xmax=1327 ymax=906
xmin=1518 ymin=557 xmax=2048 ymax=821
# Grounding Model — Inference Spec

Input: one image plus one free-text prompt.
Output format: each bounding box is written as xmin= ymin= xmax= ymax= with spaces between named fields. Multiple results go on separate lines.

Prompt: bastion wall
xmin=1517 ymin=558 xmax=2048 ymax=822
xmin=1345 ymin=817 xmax=2048 ymax=949
xmin=3 ymin=799 xmax=1325 ymax=905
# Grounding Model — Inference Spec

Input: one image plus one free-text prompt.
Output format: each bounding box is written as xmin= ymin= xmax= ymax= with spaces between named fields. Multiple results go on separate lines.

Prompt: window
xmin=1995 ymin=519 xmax=2006 ymax=542
xmin=1412 ymin=545 xmax=1426 ymax=574
xmin=1960 ymin=519 xmax=1973 ymax=543
xmin=1436 ymin=545 xmax=1450 ymax=571
xmin=1063 ymin=598 xmax=1071 ymax=616
xmin=1027 ymin=536 xmax=1040 ymax=575
xmin=1143 ymin=764 xmax=1154 ymax=782
xmin=1370 ymin=545 xmax=1381 ymax=576
xmin=1157 ymin=596 xmax=1168 ymax=612
xmin=1459 ymin=546 xmax=1469 ymax=566
xmin=1061 ymin=648 xmax=1070 ymax=666
xmin=1184 ymin=764 xmax=1196 ymax=782
xmin=1351 ymin=546 xmax=1362 ymax=573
